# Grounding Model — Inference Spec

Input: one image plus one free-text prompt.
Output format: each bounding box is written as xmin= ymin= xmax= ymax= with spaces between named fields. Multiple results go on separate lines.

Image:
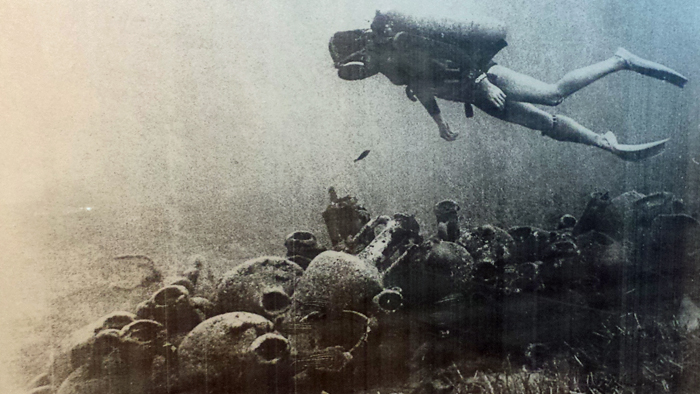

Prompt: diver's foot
xmin=599 ymin=131 xmax=669 ymax=161
xmin=597 ymin=131 xmax=618 ymax=152
xmin=615 ymin=47 xmax=688 ymax=88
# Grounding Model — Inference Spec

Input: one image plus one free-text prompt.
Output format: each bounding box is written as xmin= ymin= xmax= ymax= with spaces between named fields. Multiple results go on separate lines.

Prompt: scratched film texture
xmin=1 ymin=0 xmax=699 ymax=393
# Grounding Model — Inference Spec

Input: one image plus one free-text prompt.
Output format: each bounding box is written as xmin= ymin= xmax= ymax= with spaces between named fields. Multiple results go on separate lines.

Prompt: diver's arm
xmin=474 ymin=73 xmax=506 ymax=110
xmin=414 ymin=89 xmax=459 ymax=142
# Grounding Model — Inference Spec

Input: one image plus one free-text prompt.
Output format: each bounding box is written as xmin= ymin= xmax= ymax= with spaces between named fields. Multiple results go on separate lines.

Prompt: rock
xmin=27 ymin=373 xmax=51 ymax=390
xmin=101 ymin=255 xmax=162 ymax=290
xmin=680 ymin=295 xmax=700 ymax=332
xmin=29 ymin=386 xmax=53 ymax=394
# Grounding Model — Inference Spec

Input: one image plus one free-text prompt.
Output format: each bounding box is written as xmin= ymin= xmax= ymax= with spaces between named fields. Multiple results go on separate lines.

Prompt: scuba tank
xmin=372 ymin=10 xmax=508 ymax=70
xmin=372 ymin=10 xmax=507 ymax=50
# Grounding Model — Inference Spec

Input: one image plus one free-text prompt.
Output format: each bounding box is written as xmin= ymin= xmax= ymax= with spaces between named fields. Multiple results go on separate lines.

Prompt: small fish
xmin=354 ymin=150 xmax=371 ymax=162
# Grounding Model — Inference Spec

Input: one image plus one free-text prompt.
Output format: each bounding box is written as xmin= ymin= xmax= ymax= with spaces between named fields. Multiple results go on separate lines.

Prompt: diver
xmin=329 ymin=11 xmax=688 ymax=161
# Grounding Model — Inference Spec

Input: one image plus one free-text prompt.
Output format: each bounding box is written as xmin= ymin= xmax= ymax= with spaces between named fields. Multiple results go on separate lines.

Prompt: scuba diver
xmin=329 ymin=11 xmax=688 ymax=161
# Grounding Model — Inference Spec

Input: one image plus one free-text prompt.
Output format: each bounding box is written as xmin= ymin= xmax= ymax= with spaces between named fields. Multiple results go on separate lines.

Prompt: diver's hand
xmin=438 ymin=121 xmax=459 ymax=142
xmin=431 ymin=113 xmax=459 ymax=141
xmin=478 ymin=77 xmax=506 ymax=111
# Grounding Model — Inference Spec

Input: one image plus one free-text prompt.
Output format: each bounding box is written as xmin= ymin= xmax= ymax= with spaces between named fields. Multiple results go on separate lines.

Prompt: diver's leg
xmin=474 ymin=100 xmax=668 ymax=160
xmin=487 ymin=49 xmax=687 ymax=105
xmin=486 ymin=58 xmax=625 ymax=106
xmin=475 ymin=100 xmax=609 ymax=147
xmin=615 ymin=48 xmax=688 ymax=88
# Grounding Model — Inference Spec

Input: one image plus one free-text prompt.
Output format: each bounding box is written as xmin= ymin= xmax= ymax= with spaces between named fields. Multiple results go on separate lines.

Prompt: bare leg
xmin=485 ymin=48 xmax=688 ymax=105
xmin=486 ymin=57 xmax=626 ymax=106
xmin=474 ymin=100 xmax=608 ymax=149
xmin=473 ymin=100 xmax=668 ymax=160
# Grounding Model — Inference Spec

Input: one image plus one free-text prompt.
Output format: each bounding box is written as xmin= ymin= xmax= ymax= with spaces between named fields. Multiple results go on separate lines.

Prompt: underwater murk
xmin=1 ymin=0 xmax=699 ymax=394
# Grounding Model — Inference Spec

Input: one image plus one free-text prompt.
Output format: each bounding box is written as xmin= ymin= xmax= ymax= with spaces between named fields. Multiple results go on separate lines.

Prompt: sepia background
xmin=1 ymin=0 xmax=698 ymax=392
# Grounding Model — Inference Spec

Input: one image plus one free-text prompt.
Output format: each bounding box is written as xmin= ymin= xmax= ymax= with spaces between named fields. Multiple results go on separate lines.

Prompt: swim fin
xmin=616 ymin=47 xmax=688 ymax=88
xmin=603 ymin=131 xmax=669 ymax=161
